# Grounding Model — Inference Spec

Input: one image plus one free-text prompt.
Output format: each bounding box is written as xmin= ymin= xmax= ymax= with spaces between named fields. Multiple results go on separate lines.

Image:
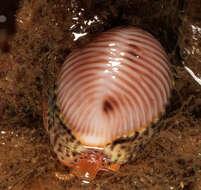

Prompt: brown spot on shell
xmin=103 ymin=100 xmax=113 ymax=113
xmin=102 ymin=96 xmax=119 ymax=114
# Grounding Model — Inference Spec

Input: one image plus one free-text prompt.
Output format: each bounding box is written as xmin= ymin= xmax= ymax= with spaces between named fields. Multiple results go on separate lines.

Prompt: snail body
xmin=44 ymin=27 xmax=172 ymax=181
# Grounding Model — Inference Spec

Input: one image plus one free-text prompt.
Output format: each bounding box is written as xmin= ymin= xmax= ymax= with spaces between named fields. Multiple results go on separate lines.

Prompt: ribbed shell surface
xmin=56 ymin=27 xmax=172 ymax=147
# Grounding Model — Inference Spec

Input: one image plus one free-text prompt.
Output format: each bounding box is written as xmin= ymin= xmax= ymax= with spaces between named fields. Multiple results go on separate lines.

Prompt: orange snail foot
xmin=105 ymin=163 xmax=120 ymax=171
xmin=59 ymin=159 xmax=74 ymax=168
xmin=59 ymin=152 xmax=120 ymax=181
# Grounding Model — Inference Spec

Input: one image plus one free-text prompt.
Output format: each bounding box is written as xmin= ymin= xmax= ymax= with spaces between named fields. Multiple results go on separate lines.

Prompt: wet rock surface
xmin=0 ymin=0 xmax=201 ymax=189
xmin=178 ymin=0 xmax=201 ymax=87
